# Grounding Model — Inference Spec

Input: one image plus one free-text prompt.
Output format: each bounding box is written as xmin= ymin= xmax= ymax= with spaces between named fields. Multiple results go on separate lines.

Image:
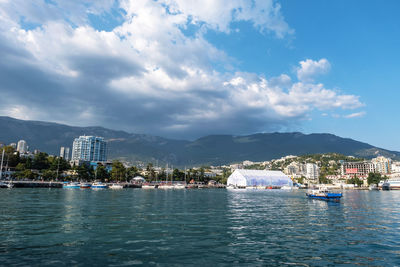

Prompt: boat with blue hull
xmin=91 ymin=182 xmax=108 ymax=189
xmin=306 ymin=188 xmax=342 ymax=201
xmin=63 ymin=182 xmax=80 ymax=189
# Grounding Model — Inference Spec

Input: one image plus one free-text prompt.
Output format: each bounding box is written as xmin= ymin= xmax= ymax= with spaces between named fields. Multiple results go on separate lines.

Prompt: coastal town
xmin=1 ymin=135 xmax=399 ymax=190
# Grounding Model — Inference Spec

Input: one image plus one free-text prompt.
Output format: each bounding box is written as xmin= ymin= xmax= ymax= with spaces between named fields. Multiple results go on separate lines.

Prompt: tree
xmin=32 ymin=152 xmax=50 ymax=170
xmin=199 ymin=167 xmax=206 ymax=182
xmin=77 ymin=164 xmax=92 ymax=181
xmin=319 ymin=175 xmax=330 ymax=184
xmin=95 ymin=163 xmax=109 ymax=182
xmin=367 ymin=172 xmax=382 ymax=186
xmin=146 ymin=163 xmax=156 ymax=181
xmin=14 ymin=169 xmax=37 ymax=180
xmin=111 ymin=160 xmax=126 ymax=181
xmin=126 ymin=166 xmax=139 ymax=180
xmin=297 ymin=176 xmax=305 ymax=184
xmin=49 ymin=157 xmax=70 ymax=172
xmin=347 ymin=175 xmax=363 ymax=186
xmin=173 ymin=168 xmax=185 ymax=181
xmin=41 ymin=170 xmax=56 ymax=180
xmin=15 ymin=163 xmax=26 ymax=172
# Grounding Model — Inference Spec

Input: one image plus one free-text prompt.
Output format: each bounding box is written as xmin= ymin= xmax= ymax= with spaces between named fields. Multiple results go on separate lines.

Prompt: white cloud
xmin=297 ymin=58 xmax=331 ymax=82
xmin=344 ymin=111 xmax=366 ymax=119
xmin=0 ymin=0 xmax=364 ymax=138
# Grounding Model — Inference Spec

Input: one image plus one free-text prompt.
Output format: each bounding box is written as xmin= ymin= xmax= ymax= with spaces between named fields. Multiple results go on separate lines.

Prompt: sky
xmin=0 ymin=0 xmax=399 ymax=150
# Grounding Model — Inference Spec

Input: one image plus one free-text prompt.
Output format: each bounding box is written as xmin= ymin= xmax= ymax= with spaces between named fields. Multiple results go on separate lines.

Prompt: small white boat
xmin=173 ymin=183 xmax=186 ymax=189
xmin=110 ymin=184 xmax=124 ymax=189
xmin=142 ymin=184 xmax=158 ymax=189
xmin=91 ymin=182 xmax=108 ymax=189
xmin=158 ymin=183 xmax=174 ymax=189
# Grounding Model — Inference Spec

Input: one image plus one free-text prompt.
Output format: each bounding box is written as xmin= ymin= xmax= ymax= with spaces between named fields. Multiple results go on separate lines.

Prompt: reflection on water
xmin=1 ymin=189 xmax=400 ymax=265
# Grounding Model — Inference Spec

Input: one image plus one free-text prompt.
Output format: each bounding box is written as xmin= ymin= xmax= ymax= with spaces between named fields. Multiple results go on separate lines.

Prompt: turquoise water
xmin=1 ymin=189 xmax=400 ymax=266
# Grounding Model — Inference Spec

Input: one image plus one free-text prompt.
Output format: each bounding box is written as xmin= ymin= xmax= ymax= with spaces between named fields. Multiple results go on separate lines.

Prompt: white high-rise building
xmin=306 ymin=163 xmax=320 ymax=180
xmin=71 ymin=136 xmax=107 ymax=162
xmin=60 ymin=147 xmax=70 ymax=161
xmin=17 ymin=140 xmax=28 ymax=154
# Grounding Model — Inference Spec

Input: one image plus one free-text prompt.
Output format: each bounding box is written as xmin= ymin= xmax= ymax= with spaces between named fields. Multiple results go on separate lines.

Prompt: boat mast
xmin=56 ymin=157 xmax=60 ymax=180
xmin=166 ymin=163 xmax=168 ymax=184
xmin=0 ymin=149 xmax=4 ymax=180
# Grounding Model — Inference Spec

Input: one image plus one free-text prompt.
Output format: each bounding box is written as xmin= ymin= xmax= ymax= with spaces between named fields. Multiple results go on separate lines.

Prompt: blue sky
xmin=0 ymin=0 xmax=399 ymax=150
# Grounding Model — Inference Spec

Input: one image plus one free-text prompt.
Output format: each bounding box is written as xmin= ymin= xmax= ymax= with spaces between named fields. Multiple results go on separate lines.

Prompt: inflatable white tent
xmin=227 ymin=169 xmax=292 ymax=187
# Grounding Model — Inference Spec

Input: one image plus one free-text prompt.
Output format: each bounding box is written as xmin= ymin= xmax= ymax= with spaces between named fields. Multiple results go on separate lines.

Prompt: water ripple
xmin=1 ymin=189 xmax=400 ymax=265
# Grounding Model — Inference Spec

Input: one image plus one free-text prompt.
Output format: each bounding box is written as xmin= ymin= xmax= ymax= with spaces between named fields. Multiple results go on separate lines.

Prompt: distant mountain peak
xmin=0 ymin=116 xmax=398 ymax=166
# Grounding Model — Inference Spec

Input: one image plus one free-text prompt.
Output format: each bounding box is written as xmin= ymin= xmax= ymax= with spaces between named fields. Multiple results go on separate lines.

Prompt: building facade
xmin=341 ymin=161 xmax=375 ymax=176
xmin=392 ymin=162 xmax=400 ymax=174
xmin=17 ymin=140 xmax=28 ymax=154
xmin=71 ymin=136 xmax=107 ymax=162
xmin=306 ymin=163 xmax=319 ymax=180
xmin=60 ymin=147 xmax=70 ymax=161
xmin=371 ymin=156 xmax=392 ymax=174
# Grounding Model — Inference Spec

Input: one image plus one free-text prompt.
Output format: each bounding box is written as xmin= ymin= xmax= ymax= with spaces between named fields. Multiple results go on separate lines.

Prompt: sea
xmin=1 ymin=188 xmax=400 ymax=266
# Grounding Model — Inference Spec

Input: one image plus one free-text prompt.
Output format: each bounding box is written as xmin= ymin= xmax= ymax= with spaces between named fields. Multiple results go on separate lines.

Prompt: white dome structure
xmin=227 ymin=169 xmax=292 ymax=187
xmin=133 ymin=176 xmax=146 ymax=182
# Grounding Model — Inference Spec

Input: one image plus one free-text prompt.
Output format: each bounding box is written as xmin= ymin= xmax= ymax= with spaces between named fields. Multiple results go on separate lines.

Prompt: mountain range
xmin=0 ymin=116 xmax=398 ymax=166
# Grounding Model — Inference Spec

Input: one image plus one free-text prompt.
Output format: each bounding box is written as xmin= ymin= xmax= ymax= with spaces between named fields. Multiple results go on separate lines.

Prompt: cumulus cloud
xmin=0 ymin=0 xmax=364 ymax=138
xmin=297 ymin=58 xmax=331 ymax=82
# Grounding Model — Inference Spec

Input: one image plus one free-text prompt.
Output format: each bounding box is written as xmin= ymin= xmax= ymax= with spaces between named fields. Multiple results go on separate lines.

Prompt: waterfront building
xmin=306 ymin=163 xmax=319 ymax=180
xmin=392 ymin=162 xmax=400 ymax=173
xmin=204 ymin=171 xmax=217 ymax=178
xmin=340 ymin=161 xmax=374 ymax=176
xmin=17 ymin=140 xmax=28 ymax=154
xmin=372 ymin=156 xmax=392 ymax=174
xmin=60 ymin=147 xmax=70 ymax=161
xmin=71 ymin=136 xmax=107 ymax=162
xmin=242 ymin=160 xmax=255 ymax=166
xmin=227 ymin=169 xmax=292 ymax=187
xmin=284 ymin=162 xmax=305 ymax=176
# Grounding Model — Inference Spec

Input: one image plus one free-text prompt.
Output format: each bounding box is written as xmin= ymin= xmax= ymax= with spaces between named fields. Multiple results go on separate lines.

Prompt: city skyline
xmin=0 ymin=1 xmax=399 ymax=150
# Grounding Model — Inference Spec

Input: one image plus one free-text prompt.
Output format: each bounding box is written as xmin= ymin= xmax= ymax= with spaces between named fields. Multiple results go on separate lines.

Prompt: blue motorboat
xmin=306 ymin=188 xmax=342 ymax=201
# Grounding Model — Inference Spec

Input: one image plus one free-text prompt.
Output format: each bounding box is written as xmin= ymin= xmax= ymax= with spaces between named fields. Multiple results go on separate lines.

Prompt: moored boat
xmin=110 ymin=184 xmax=124 ymax=189
xmin=173 ymin=183 xmax=186 ymax=189
xmin=306 ymin=188 xmax=342 ymax=201
xmin=91 ymin=182 xmax=108 ymax=189
xmin=142 ymin=184 xmax=158 ymax=189
xmin=63 ymin=182 xmax=80 ymax=189
xmin=158 ymin=183 xmax=174 ymax=189
xmin=379 ymin=178 xmax=400 ymax=190
xmin=79 ymin=183 xmax=91 ymax=189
